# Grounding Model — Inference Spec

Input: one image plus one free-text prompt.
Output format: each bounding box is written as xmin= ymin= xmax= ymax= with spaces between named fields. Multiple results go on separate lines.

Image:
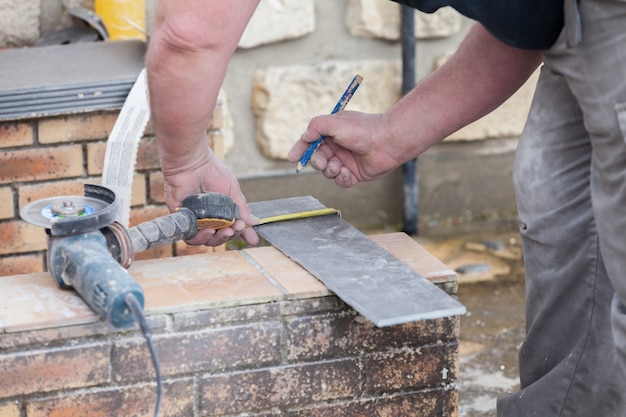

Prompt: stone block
xmin=239 ymin=0 xmax=315 ymax=49
xmin=446 ymin=65 xmax=540 ymax=141
xmin=0 ymin=0 xmax=39 ymax=47
xmin=346 ymin=0 xmax=462 ymax=41
xmin=252 ymin=60 xmax=400 ymax=159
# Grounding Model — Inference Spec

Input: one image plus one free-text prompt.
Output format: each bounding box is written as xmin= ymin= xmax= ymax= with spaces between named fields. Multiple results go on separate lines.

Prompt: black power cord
xmin=125 ymin=293 xmax=162 ymax=417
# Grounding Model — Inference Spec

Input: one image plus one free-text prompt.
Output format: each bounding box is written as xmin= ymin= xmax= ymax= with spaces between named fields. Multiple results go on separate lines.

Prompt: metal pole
xmin=400 ymin=5 xmax=419 ymax=235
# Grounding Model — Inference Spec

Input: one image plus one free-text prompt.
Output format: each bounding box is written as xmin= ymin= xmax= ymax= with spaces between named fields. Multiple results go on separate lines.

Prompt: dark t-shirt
xmin=392 ymin=0 xmax=564 ymax=50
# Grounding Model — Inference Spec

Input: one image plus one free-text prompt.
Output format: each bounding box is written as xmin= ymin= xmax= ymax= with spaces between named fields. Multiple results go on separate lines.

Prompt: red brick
xmin=129 ymin=205 xmax=169 ymax=227
xmin=128 ymin=205 xmax=174 ymax=260
xmin=26 ymin=379 xmax=193 ymax=417
xmin=172 ymin=303 xmax=281 ymax=332
xmin=18 ymin=176 xmax=146 ymax=210
xmin=0 ymin=122 xmax=34 ymax=148
xmin=87 ymin=137 xmax=159 ymax=175
xmin=133 ymin=244 xmax=173 ymax=261
xmin=0 ymin=146 xmax=83 ymax=184
xmin=86 ymin=141 xmax=106 ymax=175
xmin=286 ymin=312 xmax=459 ymax=362
xmin=148 ymin=172 xmax=164 ymax=203
xmin=113 ymin=323 xmax=283 ymax=382
xmin=18 ymin=179 xmax=87 ymax=208
xmin=136 ymin=136 xmax=161 ymax=171
xmin=200 ymin=360 xmax=360 ymax=415
xmin=0 ymin=220 xmax=47 ymax=255
xmin=0 ymin=253 xmax=44 ymax=276
xmin=0 ymin=187 xmax=14 ymax=219
xmin=364 ymin=345 xmax=453 ymax=393
xmin=0 ymin=402 xmax=19 ymax=417
xmin=0 ymin=344 xmax=110 ymax=397
xmin=144 ymin=118 xmax=155 ymax=136
xmin=38 ymin=113 xmax=117 ymax=144
xmin=287 ymin=390 xmax=444 ymax=417
xmin=129 ymin=174 xmax=147 ymax=207
xmin=173 ymin=238 xmax=226 ymax=256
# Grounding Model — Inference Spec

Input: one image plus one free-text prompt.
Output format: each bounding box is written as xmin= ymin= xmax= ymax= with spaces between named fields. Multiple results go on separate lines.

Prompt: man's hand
xmin=162 ymin=147 xmax=259 ymax=247
xmin=287 ymin=111 xmax=403 ymax=188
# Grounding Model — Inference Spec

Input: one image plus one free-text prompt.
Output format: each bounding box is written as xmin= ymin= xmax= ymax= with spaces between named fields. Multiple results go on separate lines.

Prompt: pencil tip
xmin=296 ymin=163 xmax=303 ymax=173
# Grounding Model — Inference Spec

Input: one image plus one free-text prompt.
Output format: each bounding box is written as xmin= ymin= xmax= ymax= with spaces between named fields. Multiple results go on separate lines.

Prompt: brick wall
xmin=0 ymin=233 xmax=461 ymax=417
xmin=0 ymin=107 xmax=225 ymax=277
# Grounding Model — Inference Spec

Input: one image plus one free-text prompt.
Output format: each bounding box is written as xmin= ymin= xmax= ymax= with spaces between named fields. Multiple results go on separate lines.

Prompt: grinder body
xmin=48 ymin=231 xmax=144 ymax=327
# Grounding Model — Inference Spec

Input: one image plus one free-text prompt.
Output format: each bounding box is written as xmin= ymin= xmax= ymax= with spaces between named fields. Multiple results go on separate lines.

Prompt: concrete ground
xmin=417 ymin=225 xmax=526 ymax=417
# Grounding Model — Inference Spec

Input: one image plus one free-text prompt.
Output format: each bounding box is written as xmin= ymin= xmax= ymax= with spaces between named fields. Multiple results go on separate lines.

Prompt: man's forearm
xmin=146 ymin=1 xmax=259 ymax=173
xmin=384 ymin=24 xmax=543 ymax=162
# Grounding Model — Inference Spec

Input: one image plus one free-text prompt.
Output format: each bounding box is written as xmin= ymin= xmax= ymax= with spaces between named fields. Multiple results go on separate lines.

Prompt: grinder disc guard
xmin=20 ymin=196 xmax=110 ymax=228
xmin=20 ymin=184 xmax=121 ymax=235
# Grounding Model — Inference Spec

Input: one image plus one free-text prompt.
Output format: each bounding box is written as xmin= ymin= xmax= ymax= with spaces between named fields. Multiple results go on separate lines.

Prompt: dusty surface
xmin=418 ymin=226 xmax=526 ymax=417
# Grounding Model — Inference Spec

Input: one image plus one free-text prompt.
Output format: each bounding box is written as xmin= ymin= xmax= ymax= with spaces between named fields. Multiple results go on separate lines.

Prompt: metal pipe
xmin=400 ymin=5 xmax=419 ymax=235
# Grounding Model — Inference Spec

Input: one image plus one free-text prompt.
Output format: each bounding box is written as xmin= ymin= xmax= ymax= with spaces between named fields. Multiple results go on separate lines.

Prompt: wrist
xmin=157 ymin=136 xmax=215 ymax=177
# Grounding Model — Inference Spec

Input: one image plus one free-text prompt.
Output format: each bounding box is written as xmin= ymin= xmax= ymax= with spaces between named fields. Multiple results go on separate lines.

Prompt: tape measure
xmin=178 ymin=193 xmax=240 ymax=231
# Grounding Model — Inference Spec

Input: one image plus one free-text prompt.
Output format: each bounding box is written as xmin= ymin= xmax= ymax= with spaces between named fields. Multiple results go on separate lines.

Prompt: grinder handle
xmin=128 ymin=207 xmax=198 ymax=253
xmin=127 ymin=192 xmax=239 ymax=253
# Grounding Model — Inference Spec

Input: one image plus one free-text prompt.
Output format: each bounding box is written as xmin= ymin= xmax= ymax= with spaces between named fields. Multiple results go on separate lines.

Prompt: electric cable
xmin=125 ymin=293 xmax=162 ymax=417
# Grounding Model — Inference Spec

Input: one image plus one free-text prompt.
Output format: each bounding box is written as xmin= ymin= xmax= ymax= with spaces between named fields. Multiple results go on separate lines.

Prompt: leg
xmin=567 ymin=0 xmax=626 ymax=374
xmin=498 ymin=65 xmax=626 ymax=416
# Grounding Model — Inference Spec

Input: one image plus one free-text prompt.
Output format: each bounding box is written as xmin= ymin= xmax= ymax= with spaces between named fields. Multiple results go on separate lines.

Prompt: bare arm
xmin=146 ymin=0 xmax=260 ymax=245
xmin=384 ymin=23 xmax=542 ymax=159
xmin=288 ymin=24 xmax=543 ymax=187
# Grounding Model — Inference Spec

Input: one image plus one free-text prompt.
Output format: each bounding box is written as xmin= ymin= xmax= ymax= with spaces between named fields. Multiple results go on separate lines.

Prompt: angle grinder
xmin=20 ymin=183 xmax=239 ymax=327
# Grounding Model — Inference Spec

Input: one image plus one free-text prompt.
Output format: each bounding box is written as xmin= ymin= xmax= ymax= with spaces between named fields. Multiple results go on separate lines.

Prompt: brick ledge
xmin=0 ymin=233 xmax=457 ymax=334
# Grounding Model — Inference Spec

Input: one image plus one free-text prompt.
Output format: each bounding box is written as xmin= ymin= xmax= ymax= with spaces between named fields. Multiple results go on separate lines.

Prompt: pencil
xmin=296 ymin=74 xmax=363 ymax=173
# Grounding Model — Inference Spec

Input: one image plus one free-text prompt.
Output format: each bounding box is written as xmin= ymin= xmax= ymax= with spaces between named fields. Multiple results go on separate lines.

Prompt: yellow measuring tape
xmin=183 ymin=207 xmax=340 ymax=231
xmin=258 ymin=208 xmax=340 ymax=225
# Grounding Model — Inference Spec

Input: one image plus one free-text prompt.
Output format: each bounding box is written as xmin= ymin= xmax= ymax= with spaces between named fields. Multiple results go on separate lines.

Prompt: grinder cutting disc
xmin=20 ymin=196 xmax=111 ymax=229
xmin=20 ymin=184 xmax=121 ymax=236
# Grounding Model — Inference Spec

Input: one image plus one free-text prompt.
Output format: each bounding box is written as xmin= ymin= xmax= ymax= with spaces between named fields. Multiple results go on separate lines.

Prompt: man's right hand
xmin=287 ymin=110 xmax=404 ymax=188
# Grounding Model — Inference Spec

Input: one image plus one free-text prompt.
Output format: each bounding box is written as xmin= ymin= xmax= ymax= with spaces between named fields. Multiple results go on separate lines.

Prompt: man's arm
xmin=146 ymin=0 xmax=260 ymax=245
xmin=384 ymin=23 xmax=542 ymax=159
xmin=288 ymin=24 xmax=543 ymax=187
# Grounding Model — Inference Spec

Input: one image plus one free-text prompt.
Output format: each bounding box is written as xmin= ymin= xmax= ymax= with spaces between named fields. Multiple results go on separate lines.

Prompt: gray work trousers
xmin=498 ymin=0 xmax=626 ymax=415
